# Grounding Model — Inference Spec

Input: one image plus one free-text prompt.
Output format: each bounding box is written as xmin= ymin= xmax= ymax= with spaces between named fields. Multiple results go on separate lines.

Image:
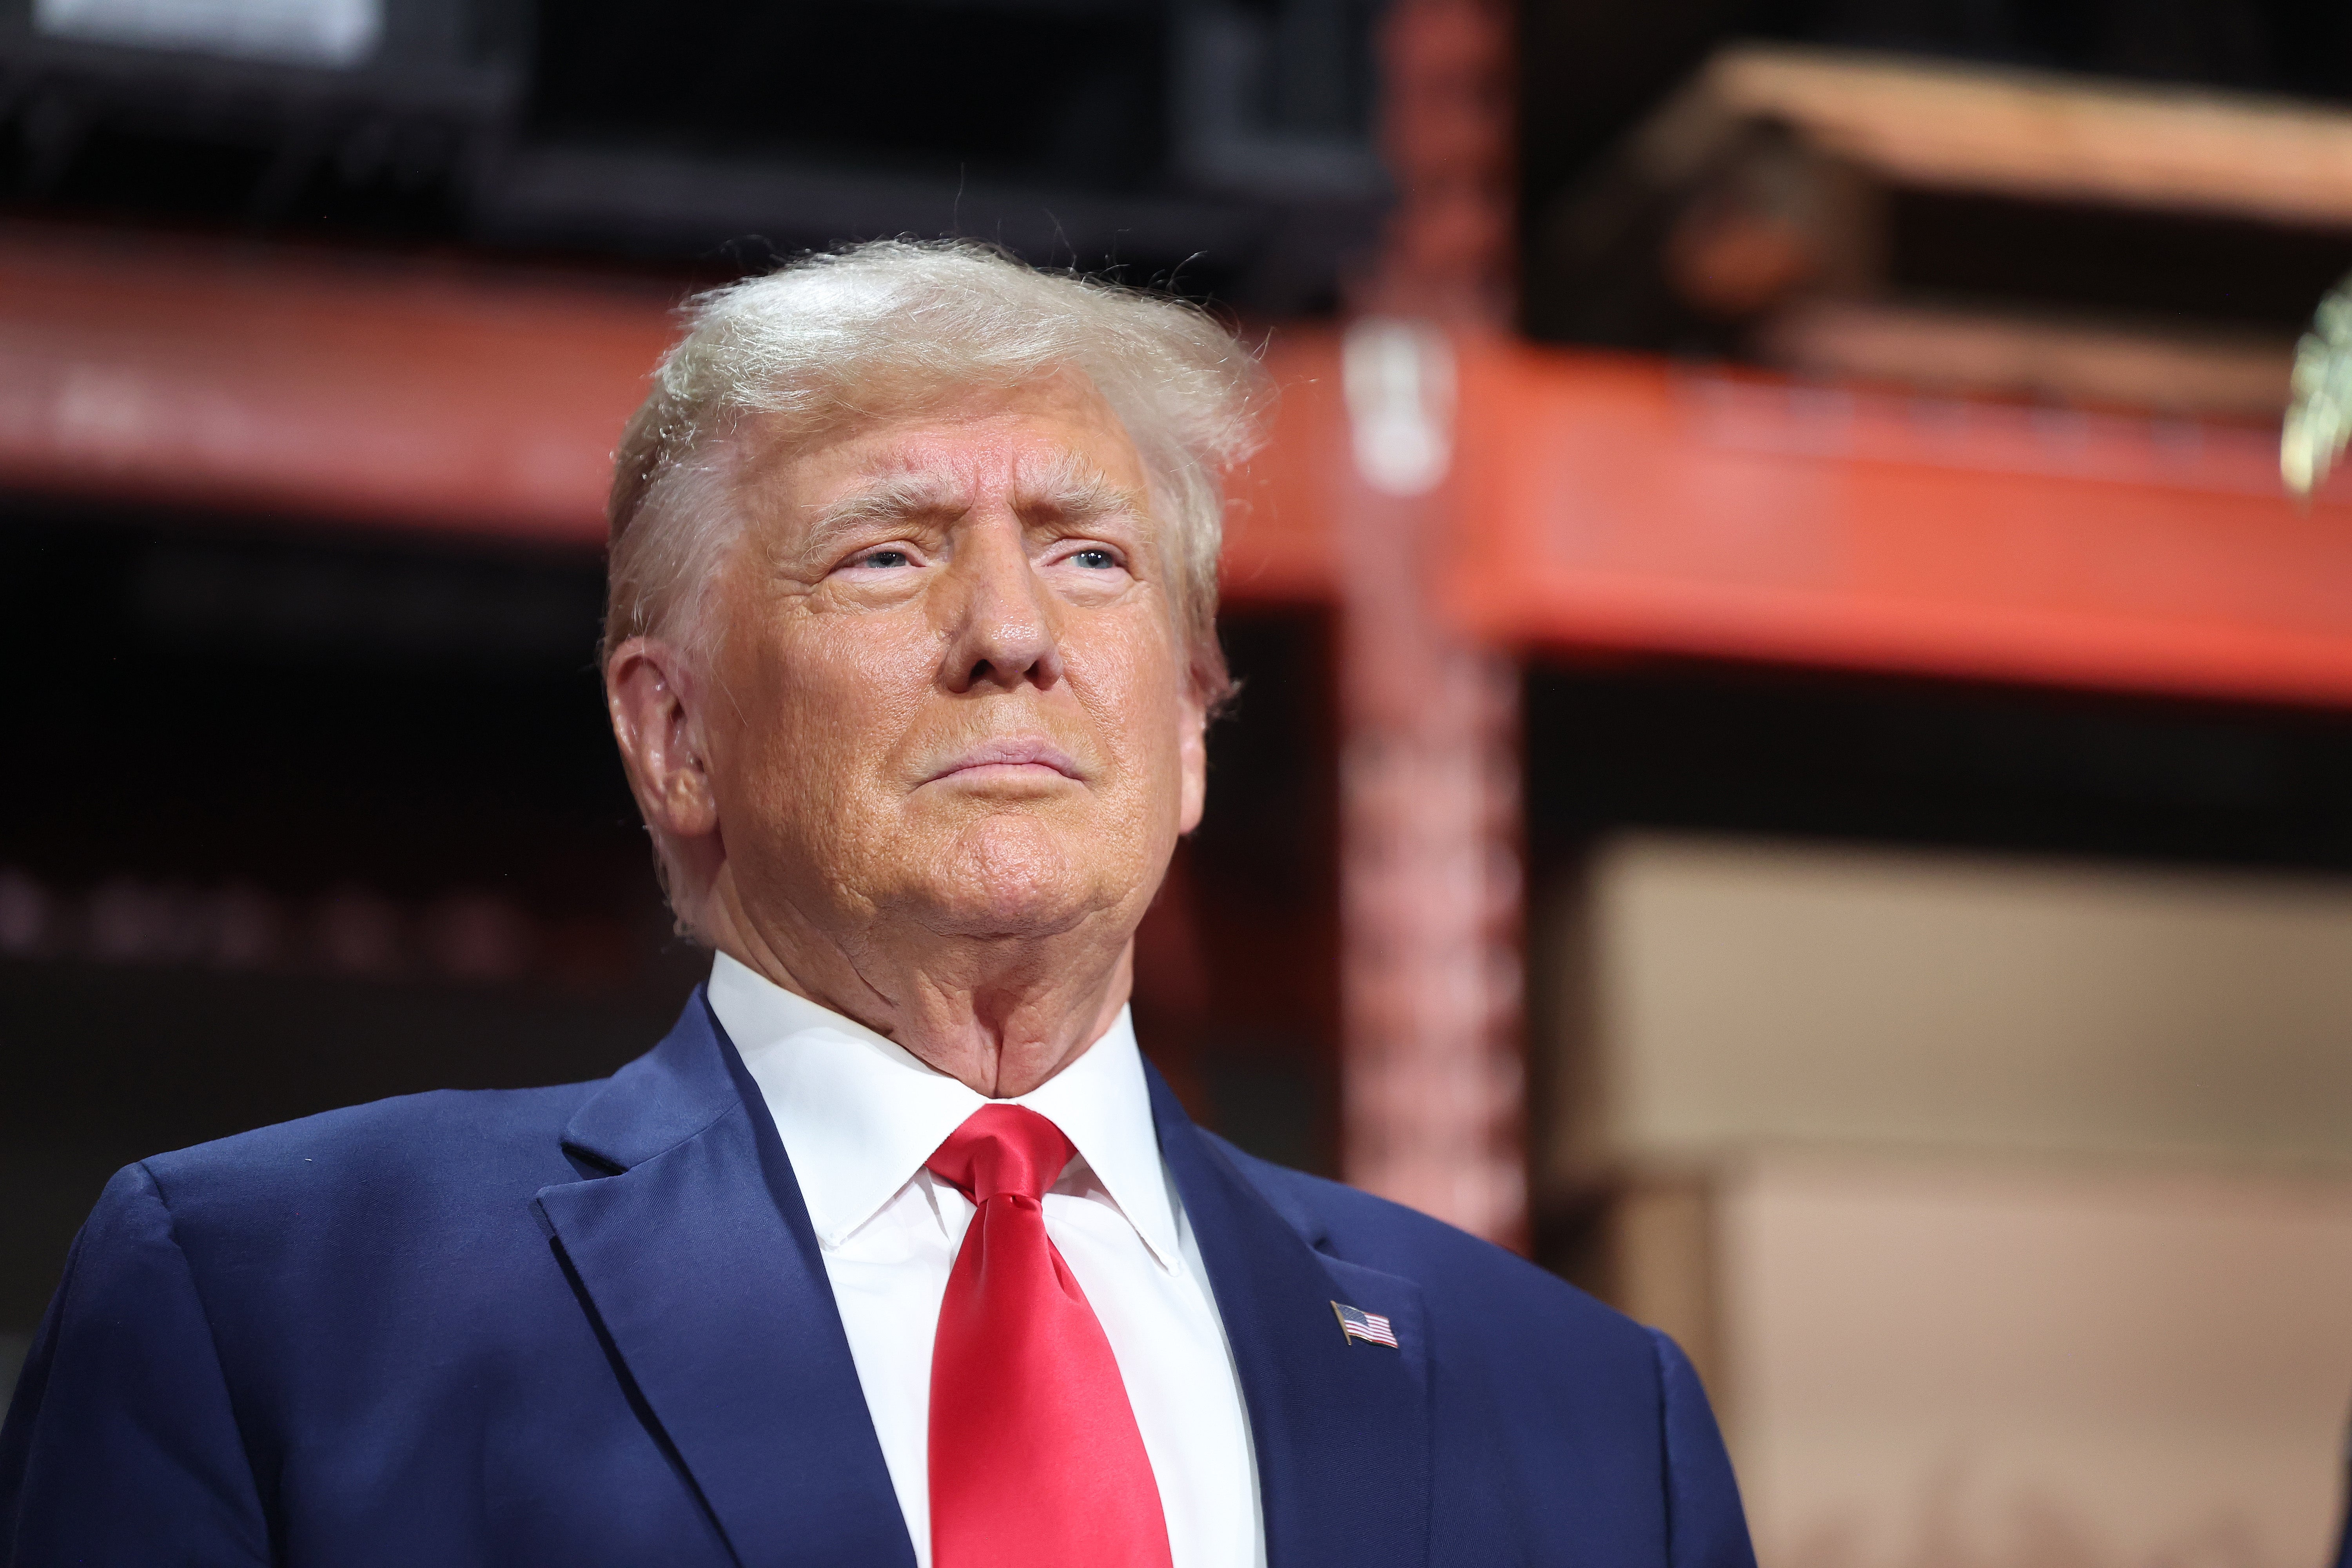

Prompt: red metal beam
xmin=17 ymin=228 xmax=2340 ymax=712
xmin=1448 ymin=339 xmax=2352 ymax=708
xmin=0 ymin=228 xmax=673 ymax=543
xmin=1224 ymin=331 xmax=1342 ymax=604
xmin=0 ymin=226 xmax=1339 ymax=606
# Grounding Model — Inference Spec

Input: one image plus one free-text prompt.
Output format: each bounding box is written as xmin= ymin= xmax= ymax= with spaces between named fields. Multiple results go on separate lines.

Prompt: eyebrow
xmin=808 ymin=450 xmax=1146 ymax=542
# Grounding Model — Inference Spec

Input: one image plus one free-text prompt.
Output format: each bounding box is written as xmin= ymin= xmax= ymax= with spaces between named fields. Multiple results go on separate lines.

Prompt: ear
xmin=1176 ymin=687 xmax=1209 ymax=837
xmin=606 ymin=636 xmax=721 ymax=848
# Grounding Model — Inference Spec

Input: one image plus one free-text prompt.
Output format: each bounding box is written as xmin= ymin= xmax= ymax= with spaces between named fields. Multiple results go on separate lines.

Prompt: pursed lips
xmin=922 ymin=737 xmax=1086 ymax=786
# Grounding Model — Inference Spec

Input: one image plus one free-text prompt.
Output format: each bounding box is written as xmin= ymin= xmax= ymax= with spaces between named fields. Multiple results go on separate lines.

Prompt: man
xmin=0 ymin=241 xmax=1753 ymax=1567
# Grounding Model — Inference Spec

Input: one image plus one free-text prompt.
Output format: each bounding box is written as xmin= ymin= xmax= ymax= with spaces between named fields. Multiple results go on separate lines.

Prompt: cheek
xmin=724 ymin=614 xmax=937 ymax=811
xmin=1076 ymin=620 xmax=1190 ymax=802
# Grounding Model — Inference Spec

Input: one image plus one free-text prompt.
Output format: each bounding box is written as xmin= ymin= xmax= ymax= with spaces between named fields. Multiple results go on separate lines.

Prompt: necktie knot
xmin=925 ymin=1103 xmax=1074 ymax=1207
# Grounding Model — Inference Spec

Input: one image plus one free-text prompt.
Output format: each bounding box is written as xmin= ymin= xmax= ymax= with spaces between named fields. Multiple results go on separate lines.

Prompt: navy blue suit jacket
xmin=2 ymin=992 xmax=1754 ymax=1567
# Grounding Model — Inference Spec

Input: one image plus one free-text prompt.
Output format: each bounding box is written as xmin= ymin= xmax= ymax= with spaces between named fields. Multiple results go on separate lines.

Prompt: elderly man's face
xmin=701 ymin=372 xmax=1206 ymax=951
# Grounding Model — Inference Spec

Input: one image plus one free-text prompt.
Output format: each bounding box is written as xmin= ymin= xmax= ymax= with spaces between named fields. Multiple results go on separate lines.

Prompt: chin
xmin=914 ymin=815 xmax=1115 ymax=939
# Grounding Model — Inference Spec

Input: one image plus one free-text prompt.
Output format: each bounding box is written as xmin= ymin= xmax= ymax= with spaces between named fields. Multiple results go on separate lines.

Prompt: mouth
xmin=923 ymin=737 xmax=1085 ymax=787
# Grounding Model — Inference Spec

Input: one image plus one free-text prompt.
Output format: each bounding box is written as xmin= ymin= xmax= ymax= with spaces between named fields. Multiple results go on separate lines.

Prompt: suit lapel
xmin=1149 ymin=1067 xmax=1433 ymax=1568
xmin=533 ymin=993 xmax=916 ymax=1568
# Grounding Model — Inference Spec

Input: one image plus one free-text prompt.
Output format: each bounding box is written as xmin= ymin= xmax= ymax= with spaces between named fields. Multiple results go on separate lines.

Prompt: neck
xmin=699 ymin=872 xmax=1136 ymax=1098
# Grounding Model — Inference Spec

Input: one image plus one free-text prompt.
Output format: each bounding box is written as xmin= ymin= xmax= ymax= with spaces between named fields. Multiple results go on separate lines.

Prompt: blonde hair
xmin=604 ymin=238 xmax=1272 ymax=706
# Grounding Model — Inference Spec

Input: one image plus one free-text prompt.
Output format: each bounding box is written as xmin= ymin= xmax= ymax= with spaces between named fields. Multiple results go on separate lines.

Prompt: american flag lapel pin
xmin=1331 ymin=1301 xmax=1399 ymax=1348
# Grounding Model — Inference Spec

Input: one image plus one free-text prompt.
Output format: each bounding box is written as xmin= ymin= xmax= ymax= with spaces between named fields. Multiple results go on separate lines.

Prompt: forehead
xmin=742 ymin=371 xmax=1149 ymax=510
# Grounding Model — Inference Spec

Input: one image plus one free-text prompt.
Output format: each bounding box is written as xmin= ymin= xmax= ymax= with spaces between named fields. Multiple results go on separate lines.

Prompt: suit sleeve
xmin=1650 ymin=1327 xmax=1757 ymax=1568
xmin=0 ymin=1162 xmax=272 ymax=1567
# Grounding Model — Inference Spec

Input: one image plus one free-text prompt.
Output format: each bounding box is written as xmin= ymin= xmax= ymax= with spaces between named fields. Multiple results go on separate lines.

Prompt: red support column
xmin=1337 ymin=0 xmax=1526 ymax=1243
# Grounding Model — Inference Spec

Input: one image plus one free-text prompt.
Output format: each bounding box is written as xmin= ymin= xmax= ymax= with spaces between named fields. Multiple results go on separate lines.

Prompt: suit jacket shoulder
xmin=1207 ymin=1129 xmax=1645 ymax=1350
xmin=1198 ymin=1130 xmax=1756 ymax=1568
xmin=2 ymin=1002 xmax=897 ymax=1568
xmin=147 ymin=1080 xmax=601 ymax=1192
xmin=133 ymin=1083 xmax=610 ymax=1356
xmin=140 ymin=1080 xmax=603 ymax=1226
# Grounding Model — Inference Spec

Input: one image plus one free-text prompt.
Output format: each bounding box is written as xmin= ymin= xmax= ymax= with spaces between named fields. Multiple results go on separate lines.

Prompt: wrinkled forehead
xmin=811 ymin=448 xmax=1146 ymax=527
xmin=732 ymin=369 xmax=1154 ymax=523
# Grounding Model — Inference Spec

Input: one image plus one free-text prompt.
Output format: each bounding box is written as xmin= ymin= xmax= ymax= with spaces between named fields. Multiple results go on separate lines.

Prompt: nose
xmin=938 ymin=513 xmax=1065 ymax=694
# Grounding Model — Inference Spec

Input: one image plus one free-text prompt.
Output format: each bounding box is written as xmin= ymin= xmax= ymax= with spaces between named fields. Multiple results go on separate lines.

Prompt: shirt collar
xmin=706 ymin=953 xmax=1181 ymax=1270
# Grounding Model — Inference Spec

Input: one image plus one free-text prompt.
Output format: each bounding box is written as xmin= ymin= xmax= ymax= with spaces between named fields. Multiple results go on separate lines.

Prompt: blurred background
xmin=5 ymin=0 xmax=2352 ymax=1564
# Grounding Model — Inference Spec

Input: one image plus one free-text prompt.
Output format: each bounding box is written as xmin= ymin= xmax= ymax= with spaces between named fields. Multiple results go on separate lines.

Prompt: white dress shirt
xmin=706 ymin=954 xmax=1266 ymax=1568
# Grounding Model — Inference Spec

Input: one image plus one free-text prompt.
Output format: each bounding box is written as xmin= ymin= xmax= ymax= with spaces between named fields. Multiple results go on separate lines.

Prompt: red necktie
xmin=924 ymin=1103 xmax=1174 ymax=1568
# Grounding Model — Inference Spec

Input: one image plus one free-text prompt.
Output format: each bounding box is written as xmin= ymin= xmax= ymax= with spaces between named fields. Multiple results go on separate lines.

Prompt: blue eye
xmin=858 ymin=549 xmax=911 ymax=569
xmin=1072 ymin=548 xmax=1116 ymax=569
